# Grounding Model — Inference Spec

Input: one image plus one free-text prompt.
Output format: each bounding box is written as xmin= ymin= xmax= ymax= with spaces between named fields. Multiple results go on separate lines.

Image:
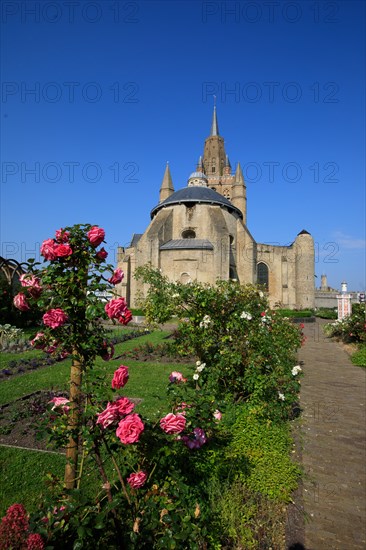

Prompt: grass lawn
xmin=0 ymin=329 xmax=194 ymax=515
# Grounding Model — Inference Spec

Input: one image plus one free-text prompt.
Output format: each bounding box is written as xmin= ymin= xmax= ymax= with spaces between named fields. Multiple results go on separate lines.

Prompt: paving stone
xmin=292 ymin=319 xmax=366 ymax=549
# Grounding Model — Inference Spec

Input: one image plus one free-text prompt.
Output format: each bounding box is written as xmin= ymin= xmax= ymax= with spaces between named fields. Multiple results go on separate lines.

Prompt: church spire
xmin=231 ymin=162 xmax=247 ymax=223
xmin=210 ymin=105 xmax=219 ymax=136
xmin=159 ymin=162 xmax=174 ymax=203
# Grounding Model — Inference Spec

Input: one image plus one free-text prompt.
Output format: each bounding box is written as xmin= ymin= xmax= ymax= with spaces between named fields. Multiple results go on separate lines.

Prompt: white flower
xmin=240 ymin=311 xmax=252 ymax=320
xmin=259 ymin=291 xmax=264 ymax=298
xmin=193 ymin=373 xmax=200 ymax=380
xmin=291 ymin=365 xmax=302 ymax=376
xmin=196 ymin=360 xmax=201 ymax=366
xmin=278 ymin=392 xmax=285 ymax=401
xmin=172 ymin=293 xmax=180 ymax=298
xmin=199 ymin=315 xmax=211 ymax=328
xmin=196 ymin=363 xmax=206 ymax=372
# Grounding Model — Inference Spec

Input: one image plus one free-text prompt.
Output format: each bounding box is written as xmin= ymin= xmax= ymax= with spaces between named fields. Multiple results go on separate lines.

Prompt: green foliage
xmin=276 ymin=308 xmax=314 ymax=318
xmin=315 ymin=308 xmax=337 ymax=320
xmin=351 ymin=345 xmax=366 ymax=367
xmin=324 ymin=304 xmax=366 ymax=344
xmin=227 ymin=407 xmax=301 ymax=502
xmin=136 ymin=265 xmax=303 ymax=419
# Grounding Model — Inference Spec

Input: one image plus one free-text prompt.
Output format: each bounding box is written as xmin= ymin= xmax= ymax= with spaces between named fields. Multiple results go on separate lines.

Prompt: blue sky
xmin=1 ymin=0 xmax=365 ymax=291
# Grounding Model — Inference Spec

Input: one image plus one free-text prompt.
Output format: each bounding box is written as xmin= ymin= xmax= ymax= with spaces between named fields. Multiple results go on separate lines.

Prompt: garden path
xmin=289 ymin=319 xmax=366 ymax=550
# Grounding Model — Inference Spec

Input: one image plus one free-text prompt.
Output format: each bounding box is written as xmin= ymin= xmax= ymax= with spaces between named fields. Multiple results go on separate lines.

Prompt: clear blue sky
xmin=1 ymin=0 xmax=365 ymax=291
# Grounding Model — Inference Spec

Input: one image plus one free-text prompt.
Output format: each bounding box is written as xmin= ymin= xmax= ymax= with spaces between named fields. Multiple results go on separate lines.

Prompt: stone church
xmin=117 ymin=108 xmax=315 ymax=309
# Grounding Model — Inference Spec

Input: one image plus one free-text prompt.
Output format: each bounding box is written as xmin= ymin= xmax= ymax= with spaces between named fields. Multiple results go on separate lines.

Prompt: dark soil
xmin=0 ymin=390 xmax=67 ymax=452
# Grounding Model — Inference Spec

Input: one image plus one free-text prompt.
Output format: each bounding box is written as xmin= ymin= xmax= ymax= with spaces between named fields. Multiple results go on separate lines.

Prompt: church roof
xmin=160 ymin=239 xmax=214 ymax=251
xmin=130 ymin=233 xmax=143 ymax=247
xmin=151 ymin=186 xmax=243 ymax=219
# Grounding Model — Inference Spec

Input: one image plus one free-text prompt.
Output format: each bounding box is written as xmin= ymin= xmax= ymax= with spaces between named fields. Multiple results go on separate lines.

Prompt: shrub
xmin=324 ymin=304 xmax=366 ymax=344
xmin=351 ymin=345 xmax=366 ymax=367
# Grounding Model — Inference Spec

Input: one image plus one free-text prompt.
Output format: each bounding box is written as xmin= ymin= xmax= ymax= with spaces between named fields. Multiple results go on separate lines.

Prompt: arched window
xmin=180 ymin=272 xmax=191 ymax=284
xmin=181 ymin=229 xmax=196 ymax=239
xmin=257 ymin=262 xmax=269 ymax=290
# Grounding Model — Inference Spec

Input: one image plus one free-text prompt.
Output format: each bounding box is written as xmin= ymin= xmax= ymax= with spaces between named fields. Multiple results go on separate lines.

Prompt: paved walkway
xmin=288 ymin=320 xmax=366 ymax=549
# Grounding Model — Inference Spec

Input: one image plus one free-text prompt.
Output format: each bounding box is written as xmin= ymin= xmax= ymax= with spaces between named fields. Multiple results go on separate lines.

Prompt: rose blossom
xmin=116 ymin=413 xmax=144 ymax=444
xmin=127 ymin=471 xmax=147 ymax=489
xmin=96 ymin=247 xmax=108 ymax=261
xmin=54 ymin=244 xmax=73 ymax=258
xmin=30 ymin=332 xmax=46 ymax=349
xmin=169 ymin=371 xmax=187 ymax=383
xmin=160 ymin=413 xmax=186 ymax=434
xmin=49 ymin=397 xmax=70 ymax=414
xmin=213 ymin=410 xmax=222 ymax=421
xmin=43 ymin=308 xmax=68 ymax=329
xmin=108 ymin=268 xmax=124 ymax=285
xmin=19 ymin=274 xmax=42 ymax=298
xmin=97 ymin=398 xmax=135 ymax=429
xmin=40 ymin=238 xmax=58 ymax=261
xmin=55 ymin=228 xmax=70 ymax=243
xmin=182 ymin=428 xmax=207 ymax=450
xmin=13 ymin=293 xmax=30 ymax=311
xmin=112 ymin=365 xmax=129 ymax=389
xmin=105 ymin=298 xmax=132 ymax=325
xmin=96 ymin=402 xmax=120 ymax=429
xmin=87 ymin=226 xmax=105 ymax=247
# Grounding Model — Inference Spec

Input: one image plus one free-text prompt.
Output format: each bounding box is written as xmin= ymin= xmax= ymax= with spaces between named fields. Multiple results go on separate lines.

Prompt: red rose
xmin=112 ymin=365 xmax=129 ymax=389
xmin=96 ymin=247 xmax=108 ymax=261
xmin=43 ymin=308 xmax=68 ymax=329
xmin=116 ymin=413 xmax=144 ymax=444
xmin=55 ymin=244 xmax=73 ymax=257
xmin=160 ymin=413 xmax=186 ymax=434
xmin=40 ymin=238 xmax=57 ymax=261
xmin=114 ymin=397 xmax=135 ymax=416
xmin=108 ymin=268 xmax=124 ymax=285
xmin=55 ymin=228 xmax=70 ymax=243
xmin=26 ymin=533 xmax=44 ymax=550
xmin=13 ymin=293 xmax=30 ymax=311
xmin=87 ymin=226 xmax=105 ymax=247
xmin=127 ymin=471 xmax=147 ymax=489
xmin=105 ymin=298 xmax=132 ymax=325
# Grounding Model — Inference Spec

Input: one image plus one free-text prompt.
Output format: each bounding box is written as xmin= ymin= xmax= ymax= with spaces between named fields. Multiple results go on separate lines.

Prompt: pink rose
xmin=30 ymin=332 xmax=46 ymax=349
xmin=96 ymin=402 xmax=120 ymax=429
xmin=87 ymin=226 xmax=105 ymax=247
xmin=105 ymin=298 xmax=132 ymax=325
xmin=55 ymin=244 xmax=73 ymax=257
xmin=114 ymin=396 xmax=135 ymax=416
xmin=127 ymin=471 xmax=147 ymax=489
xmin=45 ymin=340 xmax=58 ymax=354
xmin=49 ymin=397 xmax=70 ymax=414
xmin=43 ymin=308 xmax=68 ymax=329
xmin=175 ymin=402 xmax=190 ymax=416
xmin=112 ymin=365 xmax=129 ymax=389
xmin=213 ymin=410 xmax=222 ymax=421
xmin=169 ymin=371 xmax=187 ymax=383
xmin=40 ymin=238 xmax=58 ymax=261
xmin=55 ymin=228 xmax=70 ymax=243
xmin=108 ymin=268 xmax=124 ymax=285
xmin=13 ymin=293 xmax=30 ymax=311
xmin=181 ymin=428 xmax=207 ymax=450
xmin=116 ymin=413 xmax=144 ymax=444
xmin=96 ymin=398 xmax=135 ymax=429
xmin=160 ymin=413 xmax=186 ymax=434
xmin=19 ymin=274 xmax=42 ymax=298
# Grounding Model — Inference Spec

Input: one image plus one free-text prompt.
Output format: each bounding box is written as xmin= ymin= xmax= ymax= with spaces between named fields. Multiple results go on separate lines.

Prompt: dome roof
xmin=188 ymin=171 xmax=208 ymax=181
xmin=151 ymin=186 xmax=243 ymax=219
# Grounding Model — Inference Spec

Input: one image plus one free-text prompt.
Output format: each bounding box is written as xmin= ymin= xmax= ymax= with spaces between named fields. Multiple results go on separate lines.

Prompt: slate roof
xmin=160 ymin=239 xmax=214 ymax=251
xmin=151 ymin=186 xmax=242 ymax=219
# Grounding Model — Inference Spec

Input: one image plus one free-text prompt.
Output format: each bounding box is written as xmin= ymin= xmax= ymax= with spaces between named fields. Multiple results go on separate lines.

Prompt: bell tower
xmin=202 ymin=106 xmax=227 ymax=177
